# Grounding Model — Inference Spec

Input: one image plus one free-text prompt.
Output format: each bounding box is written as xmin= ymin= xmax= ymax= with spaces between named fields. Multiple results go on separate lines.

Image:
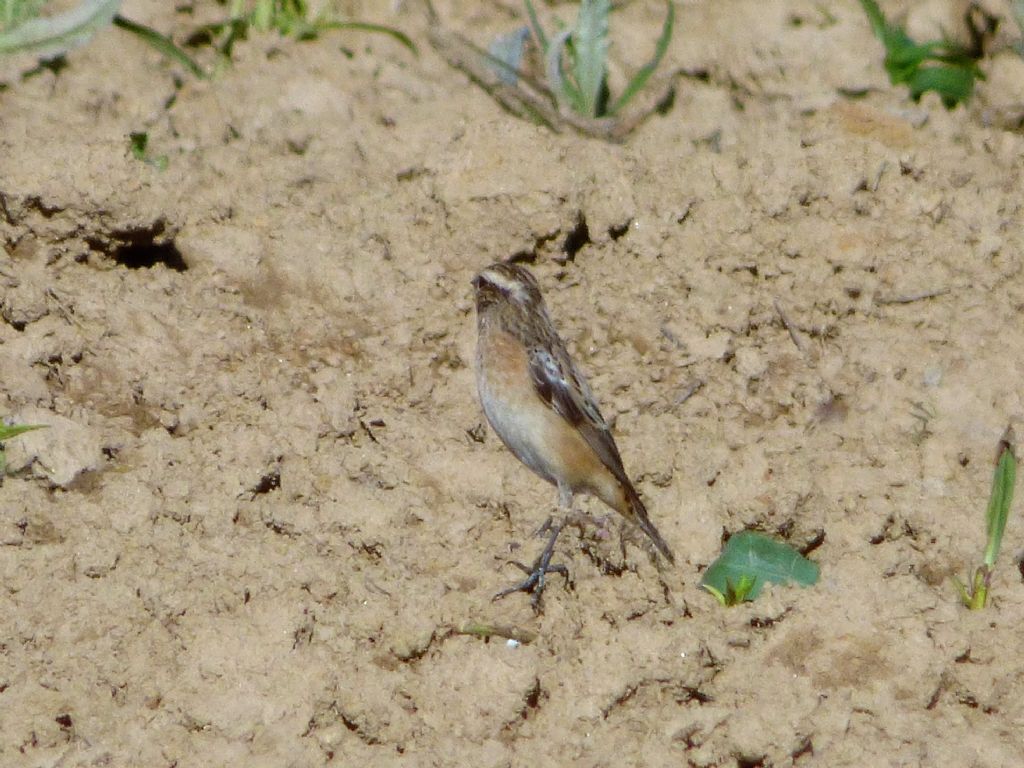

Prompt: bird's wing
xmin=528 ymin=344 xmax=631 ymax=485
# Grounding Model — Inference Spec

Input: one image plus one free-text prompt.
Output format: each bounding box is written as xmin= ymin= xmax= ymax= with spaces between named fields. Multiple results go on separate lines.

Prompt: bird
xmin=472 ymin=261 xmax=675 ymax=608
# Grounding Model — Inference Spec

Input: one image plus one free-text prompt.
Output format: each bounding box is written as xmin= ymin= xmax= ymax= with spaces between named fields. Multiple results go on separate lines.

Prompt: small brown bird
xmin=472 ymin=261 xmax=674 ymax=606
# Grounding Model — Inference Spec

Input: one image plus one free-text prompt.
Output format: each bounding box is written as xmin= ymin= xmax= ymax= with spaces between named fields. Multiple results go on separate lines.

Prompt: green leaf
xmin=0 ymin=422 xmax=46 ymax=441
xmin=129 ymin=130 xmax=148 ymax=161
xmin=128 ymin=131 xmax=168 ymax=170
xmin=488 ymin=26 xmax=530 ymax=85
xmin=572 ymin=0 xmax=609 ymax=118
xmin=906 ymin=65 xmax=977 ymax=108
xmin=0 ymin=0 xmax=119 ymax=56
xmin=702 ymin=530 xmax=820 ymax=603
xmin=609 ymin=0 xmax=673 ymax=116
xmin=857 ymin=0 xmax=979 ymax=108
xmin=252 ymin=0 xmax=274 ymax=33
xmin=884 ymin=40 xmax=935 ymax=83
xmin=545 ymin=26 xmax=582 ymax=113
xmin=523 ymin=0 xmax=548 ymax=54
xmin=983 ymin=438 xmax=1016 ymax=568
xmin=113 ymin=14 xmax=206 ymax=78
xmin=315 ymin=21 xmax=417 ymax=56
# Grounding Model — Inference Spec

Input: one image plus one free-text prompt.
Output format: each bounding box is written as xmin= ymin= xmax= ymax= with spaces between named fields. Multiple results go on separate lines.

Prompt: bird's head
xmin=471 ymin=262 xmax=544 ymax=313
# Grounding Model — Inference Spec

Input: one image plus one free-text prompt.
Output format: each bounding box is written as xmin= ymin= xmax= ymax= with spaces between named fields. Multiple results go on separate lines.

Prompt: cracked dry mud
xmin=3 ymin=1 xmax=1024 ymax=766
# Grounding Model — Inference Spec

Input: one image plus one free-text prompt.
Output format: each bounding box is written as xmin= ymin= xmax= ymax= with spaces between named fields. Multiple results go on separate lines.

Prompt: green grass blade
xmin=0 ymin=0 xmax=120 ymax=56
xmin=113 ymin=14 xmax=206 ymax=78
xmin=608 ymin=0 xmax=673 ymax=116
xmin=983 ymin=438 xmax=1016 ymax=568
xmin=315 ymin=21 xmax=418 ymax=56
xmin=906 ymin=65 xmax=976 ymax=107
xmin=572 ymin=0 xmax=609 ymax=118
xmin=0 ymin=423 xmax=46 ymax=441
xmin=523 ymin=0 xmax=548 ymax=54
xmin=885 ymin=40 xmax=934 ymax=83
xmin=253 ymin=0 xmax=274 ymax=32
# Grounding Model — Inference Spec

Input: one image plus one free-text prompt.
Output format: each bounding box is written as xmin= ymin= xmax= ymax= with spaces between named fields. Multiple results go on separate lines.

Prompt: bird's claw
xmin=493 ymin=524 xmax=570 ymax=611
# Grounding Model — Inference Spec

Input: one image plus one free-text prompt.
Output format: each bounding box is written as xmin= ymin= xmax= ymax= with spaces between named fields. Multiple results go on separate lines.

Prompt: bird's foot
xmin=494 ymin=523 xmax=571 ymax=612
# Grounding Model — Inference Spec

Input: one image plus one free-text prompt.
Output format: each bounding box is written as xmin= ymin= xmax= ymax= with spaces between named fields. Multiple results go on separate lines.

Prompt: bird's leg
xmin=493 ymin=523 xmax=569 ymax=611
xmin=493 ymin=484 xmax=574 ymax=611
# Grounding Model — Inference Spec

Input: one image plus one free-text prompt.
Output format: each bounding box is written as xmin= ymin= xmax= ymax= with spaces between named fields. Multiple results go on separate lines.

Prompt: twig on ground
xmin=773 ymin=298 xmax=807 ymax=353
xmin=673 ymin=379 xmax=704 ymax=407
xmin=876 ymin=288 xmax=950 ymax=305
xmin=455 ymin=621 xmax=537 ymax=644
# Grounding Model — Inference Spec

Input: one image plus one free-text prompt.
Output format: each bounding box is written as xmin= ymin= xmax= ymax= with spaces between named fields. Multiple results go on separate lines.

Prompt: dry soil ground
xmin=3 ymin=1 xmax=1024 ymax=766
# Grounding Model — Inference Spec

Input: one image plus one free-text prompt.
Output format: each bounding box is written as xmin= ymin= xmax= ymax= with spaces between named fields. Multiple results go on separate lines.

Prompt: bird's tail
xmin=624 ymin=484 xmax=675 ymax=564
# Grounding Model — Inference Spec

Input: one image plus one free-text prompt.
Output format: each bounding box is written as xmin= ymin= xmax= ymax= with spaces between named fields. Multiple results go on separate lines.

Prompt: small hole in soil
xmin=250 ymin=470 xmax=281 ymax=496
xmin=524 ymin=679 xmax=542 ymax=710
xmin=85 ymin=221 xmax=188 ymax=272
xmin=655 ymin=85 xmax=676 ymax=115
xmin=562 ymin=214 xmax=590 ymax=261
xmin=608 ymin=220 xmax=630 ymax=240
xmin=113 ymin=240 xmax=187 ymax=271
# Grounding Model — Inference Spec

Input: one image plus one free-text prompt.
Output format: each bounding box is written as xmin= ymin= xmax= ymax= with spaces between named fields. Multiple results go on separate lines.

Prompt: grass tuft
xmin=526 ymin=0 xmax=673 ymax=119
xmin=857 ymin=0 xmax=982 ymax=108
xmin=954 ymin=429 xmax=1016 ymax=610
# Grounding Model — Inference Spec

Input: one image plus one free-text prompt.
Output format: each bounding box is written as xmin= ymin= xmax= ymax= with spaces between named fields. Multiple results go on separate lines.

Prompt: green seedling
xmin=857 ymin=0 xmax=982 ymax=108
xmin=112 ymin=14 xmax=205 ymax=78
xmin=954 ymin=431 xmax=1016 ymax=610
xmin=704 ymin=574 xmax=757 ymax=607
xmin=191 ymin=0 xmax=416 ymax=61
xmin=524 ymin=0 xmax=673 ymax=119
xmin=702 ymin=530 xmax=821 ymax=606
xmin=0 ymin=421 xmax=47 ymax=475
xmin=128 ymin=131 xmax=168 ymax=171
xmin=0 ymin=0 xmax=205 ymax=78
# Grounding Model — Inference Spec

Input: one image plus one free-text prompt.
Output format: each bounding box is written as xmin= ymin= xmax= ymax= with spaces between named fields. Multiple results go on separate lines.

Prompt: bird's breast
xmin=476 ymin=330 xmax=557 ymax=481
xmin=476 ymin=329 xmax=620 ymax=506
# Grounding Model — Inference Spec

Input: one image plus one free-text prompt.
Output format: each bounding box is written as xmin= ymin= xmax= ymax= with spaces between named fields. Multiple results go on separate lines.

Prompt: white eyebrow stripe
xmin=481 ymin=268 xmax=527 ymax=298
